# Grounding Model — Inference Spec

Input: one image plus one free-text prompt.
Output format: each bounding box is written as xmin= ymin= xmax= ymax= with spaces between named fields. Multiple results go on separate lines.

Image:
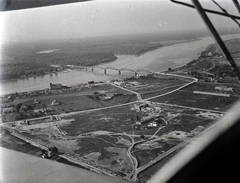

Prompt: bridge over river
xmin=69 ymin=65 xmax=154 ymax=75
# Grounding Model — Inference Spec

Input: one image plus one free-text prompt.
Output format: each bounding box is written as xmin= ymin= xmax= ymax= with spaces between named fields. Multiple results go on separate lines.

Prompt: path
xmin=109 ymin=83 xmax=142 ymax=101
xmin=133 ymin=110 xmax=227 ymax=180
xmin=7 ymin=128 xmax=124 ymax=180
xmin=2 ymin=71 xmax=224 ymax=183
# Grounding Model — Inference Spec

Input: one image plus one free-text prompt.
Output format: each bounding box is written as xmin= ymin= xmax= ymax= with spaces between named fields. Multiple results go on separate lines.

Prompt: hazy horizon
xmin=1 ymin=0 xmax=239 ymax=46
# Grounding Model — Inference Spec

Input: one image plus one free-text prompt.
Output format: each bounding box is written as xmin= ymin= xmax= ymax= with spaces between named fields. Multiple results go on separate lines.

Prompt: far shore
xmin=99 ymin=34 xmax=240 ymax=73
xmin=1 ymin=33 xmax=239 ymax=95
xmin=98 ymin=37 xmax=212 ymax=72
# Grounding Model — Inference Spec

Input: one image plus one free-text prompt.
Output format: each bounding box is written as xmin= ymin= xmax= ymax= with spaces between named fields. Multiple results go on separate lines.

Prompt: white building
xmin=215 ymin=86 xmax=233 ymax=93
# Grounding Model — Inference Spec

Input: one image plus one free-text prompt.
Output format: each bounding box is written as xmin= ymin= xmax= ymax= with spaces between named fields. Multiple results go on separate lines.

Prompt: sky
xmin=0 ymin=0 xmax=239 ymax=45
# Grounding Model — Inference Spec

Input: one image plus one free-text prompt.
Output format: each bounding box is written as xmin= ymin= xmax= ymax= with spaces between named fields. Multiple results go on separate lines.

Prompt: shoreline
xmin=96 ymin=38 xmax=209 ymax=73
xmin=0 ymin=38 xmax=188 ymax=82
xmin=101 ymin=34 xmax=240 ymax=72
xmin=2 ymin=34 xmax=240 ymax=183
xmin=1 ymin=34 xmax=239 ymax=95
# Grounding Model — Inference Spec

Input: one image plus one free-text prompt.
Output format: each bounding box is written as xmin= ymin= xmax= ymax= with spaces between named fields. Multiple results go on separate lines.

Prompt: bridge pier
xmin=86 ymin=68 xmax=87 ymax=71
xmin=104 ymin=69 xmax=106 ymax=74
xmin=119 ymin=70 xmax=121 ymax=75
xmin=91 ymin=68 xmax=93 ymax=72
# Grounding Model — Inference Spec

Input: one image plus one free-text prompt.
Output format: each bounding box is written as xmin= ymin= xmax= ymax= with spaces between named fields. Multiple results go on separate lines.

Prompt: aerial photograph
xmin=1 ymin=0 xmax=240 ymax=183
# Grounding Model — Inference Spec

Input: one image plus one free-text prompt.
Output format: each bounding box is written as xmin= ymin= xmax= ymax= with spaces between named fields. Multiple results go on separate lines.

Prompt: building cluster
xmin=215 ymin=86 xmax=233 ymax=93
xmin=200 ymin=51 xmax=222 ymax=58
xmin=188 ymin=71 xmax=215 ymax=81
xmin=110 ymin=74 xmax=154 ymax=88
xmin=94 ymin=91 xmax=120 ymax=101
xmin=41 ymin=147 xmax=59 ymax=158
xmin=113 ymin=81 xmax=125 ymax=87
xmin=50 ymin=83 xmax=71 ymax=90
xmin=131 ymin=101 xmax=165 ymax=129
xmin=0 ymin=81 xmax=105 ymax=105
xmin=0 ymin=97 xmax=56 ymax=122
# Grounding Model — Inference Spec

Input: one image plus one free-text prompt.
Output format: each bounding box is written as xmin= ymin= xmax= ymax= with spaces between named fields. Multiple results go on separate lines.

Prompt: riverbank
xmin=102 ymin=34 xmax=239 ymax=73
xmin=0 ymin=38 xmax=189 ymax=82
xmin=1 ymin=33 xmax=240 ymax=183
xmin=1 ymin=34 xmax=239 ymax=95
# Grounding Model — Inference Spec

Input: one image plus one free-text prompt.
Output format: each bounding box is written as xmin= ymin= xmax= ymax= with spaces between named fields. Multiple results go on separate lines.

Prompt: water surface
xmin=1 ymin=34 xmax=239 ymax=95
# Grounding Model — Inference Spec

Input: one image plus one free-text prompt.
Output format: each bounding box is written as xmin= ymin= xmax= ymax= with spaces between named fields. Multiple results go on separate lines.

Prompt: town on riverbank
xmin=1 ymin=37 xmax=240 ymax=183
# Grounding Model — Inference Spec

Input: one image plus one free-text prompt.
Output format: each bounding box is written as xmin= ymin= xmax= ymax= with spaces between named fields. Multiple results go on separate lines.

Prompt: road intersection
xmin=1 ymin=73 xmax=225 ymax=182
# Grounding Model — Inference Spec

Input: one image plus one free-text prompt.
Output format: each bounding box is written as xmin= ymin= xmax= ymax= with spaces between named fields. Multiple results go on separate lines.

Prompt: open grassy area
xmin=1 ymin=84 xmax=136 ymax=122
xmin=125 ymin=75 xmax=190 ymax=93
xmin=122 ymin=74 xmax=192 ymax=99
xmin=1 ymin=36 xmax=165 ymax=80
xmin=150 ymin=82 xmax=239 ymax=111
xmin=0 ymin=129 xmax=42 ymax=156
xmin=2 ymin=37 xmax=240 ymax=182
xmin=4 ymin=101 xmax=222 ymax=178
xmin=132 ymin=105 xmax=219 ymax=166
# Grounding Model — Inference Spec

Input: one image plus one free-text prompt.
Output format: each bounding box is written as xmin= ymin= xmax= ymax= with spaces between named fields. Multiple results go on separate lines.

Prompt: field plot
xmin=123 ymin=74 xmax=191 ymax=99
xmin=1 ymin=84 xmax=136 ymax=122
xmin=151 ymin=82 xmax=240 ymax=111
xmin=5 ymin=101 xmax=223 ymax=179
xmin=133 ymin=104 xmax=221 ymax=166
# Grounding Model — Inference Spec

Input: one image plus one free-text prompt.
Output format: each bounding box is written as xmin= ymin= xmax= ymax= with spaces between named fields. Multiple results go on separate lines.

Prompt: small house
xmin=105 ymin=93 xmax=115 ymax=99
xmin=215 ymin=86 xmax=233 ymax=93
xmin=2 ymin=107 xmax=14 ymax=114
xmin=51 ymin=100 xmax=60 ymax=105
xmin=148 ymin=121 xmax=157 ymax=127
xmin=88 ymin=81 xmax=95 ymax=85
xmin=34 ymin=99 xmax=40 ymax=104
xmin=113 ymin=81 xmax=123 ymax=86
xmin=50 ymin=83 xmax=62 ymax=90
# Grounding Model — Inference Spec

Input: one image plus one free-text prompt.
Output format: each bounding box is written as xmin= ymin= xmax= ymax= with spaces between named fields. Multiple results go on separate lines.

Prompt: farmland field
xmin=1 ymin=36 xmax=240 ymax=183
xmin=4 ymin=102 xmax=222 ymax=178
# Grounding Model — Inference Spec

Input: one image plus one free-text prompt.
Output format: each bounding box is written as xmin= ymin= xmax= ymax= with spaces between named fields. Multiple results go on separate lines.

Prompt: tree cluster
xmin=1 ymin=52 xmax=117 ymax=80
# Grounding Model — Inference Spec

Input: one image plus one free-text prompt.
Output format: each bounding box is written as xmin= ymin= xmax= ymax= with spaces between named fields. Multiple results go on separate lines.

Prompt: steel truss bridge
xmin=70 ymin=65 xmax=154 ymax=75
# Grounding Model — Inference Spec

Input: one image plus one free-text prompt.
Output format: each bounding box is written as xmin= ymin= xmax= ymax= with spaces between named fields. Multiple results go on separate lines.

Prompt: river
xmin=1 ymin=34 xmax=239 ymax=95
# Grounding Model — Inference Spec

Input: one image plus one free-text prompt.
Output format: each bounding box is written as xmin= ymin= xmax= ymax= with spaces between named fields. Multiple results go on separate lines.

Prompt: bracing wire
xmin=212 ymin=0 xmax=240 ymax=27
xmin=171 ymin=0 xmax=240 ymax=81
xmin=170 ymin=0 xmax=240 ymax=21
xmin=232 ymin=0 xmax=240 ymax=14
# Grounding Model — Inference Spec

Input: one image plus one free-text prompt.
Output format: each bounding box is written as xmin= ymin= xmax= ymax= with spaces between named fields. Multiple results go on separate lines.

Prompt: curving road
xmin=109 ymin=83 xmax=143 ymax=101
xmin=2 ymin=72 xmax=209 ymax=182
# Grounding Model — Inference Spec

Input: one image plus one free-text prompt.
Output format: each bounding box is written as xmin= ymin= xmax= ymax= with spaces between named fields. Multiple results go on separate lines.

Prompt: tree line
xmin=1 ymin=52 xmax=117 ymax=80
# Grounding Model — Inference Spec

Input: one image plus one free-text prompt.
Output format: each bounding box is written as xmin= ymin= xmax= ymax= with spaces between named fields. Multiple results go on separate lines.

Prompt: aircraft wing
xmin=1 ymin=147 xmax=130 ymax=183
xmin=0 ymin=0 xmax=92 ymax=11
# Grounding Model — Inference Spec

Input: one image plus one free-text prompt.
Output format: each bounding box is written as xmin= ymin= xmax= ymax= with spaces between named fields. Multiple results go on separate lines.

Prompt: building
xmin=113 ymin=81 xmax=123 ymax=86
xmin=104 ymin=93 xmax=115 ymax=100
xmin=215 ymin=86 xmax=233 ymax=93
xmin=201 ymin=51 xmax=212 ymax=57
xmin=88 ymin=81 xmax=94 ymax=85
xmin=148 ymin=121 xmax=158 ymax=127
xmin=2 ymin=107 xmax=14 ymax=114
xmin=137 ymin=115 xmax=156 ymax=125
xmin=50 ymin=83 xmax=62 ymax=90
xmin=51 ymin=100 xmax=60 ymax=105
xmin=97 ymin=92 xmax=115 ymax=101
xmin=34 ymin=99 xmax=40 ymax=104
